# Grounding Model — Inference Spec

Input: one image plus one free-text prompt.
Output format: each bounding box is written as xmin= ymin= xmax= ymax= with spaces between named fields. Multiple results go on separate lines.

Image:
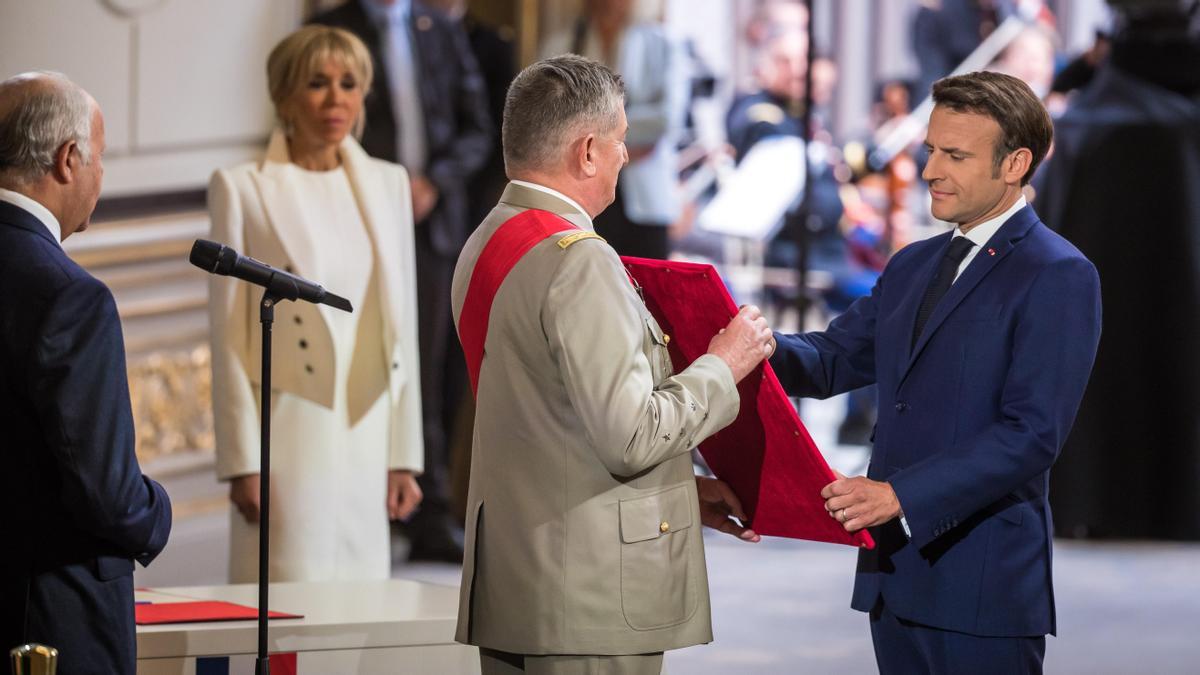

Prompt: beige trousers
xmin=479 ymin=648 xmax=664 ymax=675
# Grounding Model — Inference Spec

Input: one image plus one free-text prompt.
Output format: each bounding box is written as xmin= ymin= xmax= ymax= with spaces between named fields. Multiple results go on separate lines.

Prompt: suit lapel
xmin=899 ymin=206 xmax=1039 ymax=385
xmin=340 ymin=137 xmax=405 ymax=348
xmin=896 ymin=233 xmax=951 ymax=363
xmin=249 ymin=131 xmax=323 ymax=282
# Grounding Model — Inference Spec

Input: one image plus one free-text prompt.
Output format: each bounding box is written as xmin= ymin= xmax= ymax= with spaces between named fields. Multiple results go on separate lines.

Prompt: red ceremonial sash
xmin=458 ymin=209 xmax=579 ymax=397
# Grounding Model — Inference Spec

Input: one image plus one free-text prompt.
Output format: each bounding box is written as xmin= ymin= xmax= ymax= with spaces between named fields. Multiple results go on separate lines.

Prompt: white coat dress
xmin=207 ymin=130 xmax=423 ymax=582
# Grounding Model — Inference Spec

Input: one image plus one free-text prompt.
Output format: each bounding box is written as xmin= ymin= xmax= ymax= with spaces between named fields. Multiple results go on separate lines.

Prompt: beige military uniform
xmin=450 ymin=182 xmax=741 ymax=666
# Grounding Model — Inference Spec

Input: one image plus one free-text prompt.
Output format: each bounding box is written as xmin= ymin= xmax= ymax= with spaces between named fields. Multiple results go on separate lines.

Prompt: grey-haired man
xmin=451 ymin=55 xmax=771 ymax=675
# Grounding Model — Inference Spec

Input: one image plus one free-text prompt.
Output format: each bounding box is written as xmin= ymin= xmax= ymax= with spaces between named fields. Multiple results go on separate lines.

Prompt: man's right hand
xmin=410 ymin=174 xmax=439 ymax=223
xmin=230 ymin=474 xmax=261 ymax=524
xmin=707 ymin=304 xmax=773 ymax=383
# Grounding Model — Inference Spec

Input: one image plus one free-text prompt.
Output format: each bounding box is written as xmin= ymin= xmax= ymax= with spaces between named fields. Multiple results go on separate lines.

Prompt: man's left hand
xmin=821 ymin=470 xmax=902 ymax=533
xmin=697 ymin=476 xmax=761 ymax=543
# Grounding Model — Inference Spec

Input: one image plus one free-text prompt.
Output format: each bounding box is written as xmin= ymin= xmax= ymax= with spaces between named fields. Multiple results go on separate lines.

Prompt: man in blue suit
xmin=771 ymin=72 xmax=1101 ymax=674
xmin=0 ymin=72 xmax=172 ymax=674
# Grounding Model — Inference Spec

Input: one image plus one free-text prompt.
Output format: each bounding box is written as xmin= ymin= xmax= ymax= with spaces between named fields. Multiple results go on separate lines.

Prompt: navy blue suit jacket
xmin=772 ymin=205 xmax=1100 ymax=637
xmin=0 ymin=201 xmax=171 ymax=674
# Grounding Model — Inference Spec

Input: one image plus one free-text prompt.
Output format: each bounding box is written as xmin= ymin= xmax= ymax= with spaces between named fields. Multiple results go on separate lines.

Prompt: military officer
xmin=451 ymin=55 xmax=774 ymax=675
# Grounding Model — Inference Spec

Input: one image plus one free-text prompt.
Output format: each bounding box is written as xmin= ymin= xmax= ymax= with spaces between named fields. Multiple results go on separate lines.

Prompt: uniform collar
xmin=506 ymin=180 xmax=594 ymax=230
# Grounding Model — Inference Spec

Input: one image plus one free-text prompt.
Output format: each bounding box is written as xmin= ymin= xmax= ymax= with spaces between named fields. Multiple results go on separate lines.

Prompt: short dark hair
xmin=931 ymin=71 xmax=1053 ymax=186
xmin=502 ymin=55 xmax=625 ymax=174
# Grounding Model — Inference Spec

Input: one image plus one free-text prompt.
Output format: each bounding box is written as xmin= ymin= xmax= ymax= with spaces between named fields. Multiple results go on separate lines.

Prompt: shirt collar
xmin=0 ymin=187 xmax=62 ymax=247
xmin=953 ymin=195 xmax=1026 ymax=247
xmin=509 ymin=180 xmax=594 ymax=228
xmin=361 ymin=0 xmax=410 ymax=26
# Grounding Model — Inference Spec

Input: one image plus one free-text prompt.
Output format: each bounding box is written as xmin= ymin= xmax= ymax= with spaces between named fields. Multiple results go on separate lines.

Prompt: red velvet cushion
xmin=623 ymin=257 xmax=874 ymax=549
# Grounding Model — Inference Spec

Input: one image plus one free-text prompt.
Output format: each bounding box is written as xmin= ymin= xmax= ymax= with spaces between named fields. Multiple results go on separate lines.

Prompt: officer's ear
xmin=571 ymin=132 xmax=599 ymax=179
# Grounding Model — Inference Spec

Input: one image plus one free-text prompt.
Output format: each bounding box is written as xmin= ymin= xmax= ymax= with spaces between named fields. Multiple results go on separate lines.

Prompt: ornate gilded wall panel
xmin=128 ymin=346 xmax=215 ymax=463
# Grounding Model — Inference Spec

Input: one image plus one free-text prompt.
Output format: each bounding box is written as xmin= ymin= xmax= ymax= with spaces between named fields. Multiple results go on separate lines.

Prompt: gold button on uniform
xmin=659 ymin=521 xmax=670 ymax=533
xmin=663 ymin=334 xmax=671 ymax=345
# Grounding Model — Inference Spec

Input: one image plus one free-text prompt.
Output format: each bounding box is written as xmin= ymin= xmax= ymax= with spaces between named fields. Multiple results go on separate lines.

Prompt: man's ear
xmin=1005 ymin=147 xmax=1032 ymax=186
xmin=578 ymin=133 xmax=598 ymax=178
xmin=52 ymin=141 xmax=76 ymax=185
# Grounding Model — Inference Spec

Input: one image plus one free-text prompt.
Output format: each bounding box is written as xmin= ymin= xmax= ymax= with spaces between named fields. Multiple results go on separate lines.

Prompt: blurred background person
xmin=423 ymin=0 xmax=518 ymax=526
xmin=912 ymin=0 xmax=1001 ymax=98
xmin=1049 ymin=27 xmax=1112 ymax=100
xmin=744 ymin=0 xmax=810 ymax=49
xmin=541 ymin=0 xmax=689 ymax=260
xmin=726 ymin=29 xmax=809 ymax=162
xmin=310 ymin=0 xmax=491 ymax=563
xmin=991 ymin=23 xmax=1058 ymax=100
xmin=726 ymin=27 xmax=881 ymax=446
xmin=911 ymin=1 xmax=1058 ymax=103
xmin=424 ymin=0 xmax=518 ymax=228
xmin=1036 ymin=0 xmax=1200 ymax=540
xmin=1 ymin=71 xmax=172 ymax=675
xmin=207 ymin=26 xmax=424 ymax=583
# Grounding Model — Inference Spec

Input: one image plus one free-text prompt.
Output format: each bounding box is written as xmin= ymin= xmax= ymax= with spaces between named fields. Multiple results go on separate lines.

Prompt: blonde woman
xmin=208 ymin=25 xmax=423 ymax=582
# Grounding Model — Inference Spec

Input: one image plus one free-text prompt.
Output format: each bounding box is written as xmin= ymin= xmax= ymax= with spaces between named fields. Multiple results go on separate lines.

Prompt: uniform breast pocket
xmin=618 ymin=482 xmax=699 ymax=630
xmin=644 ymin=317 xmax=673 ymax=380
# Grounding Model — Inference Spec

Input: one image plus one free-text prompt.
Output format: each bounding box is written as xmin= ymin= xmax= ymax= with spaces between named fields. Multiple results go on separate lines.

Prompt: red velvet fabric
xmin=459 ymin=209 xmax=578 ymax=396
xmin=134 ymin=600 xmax=303 ymax=625
xmin=622 ymin=257 xmax=874 ymax=549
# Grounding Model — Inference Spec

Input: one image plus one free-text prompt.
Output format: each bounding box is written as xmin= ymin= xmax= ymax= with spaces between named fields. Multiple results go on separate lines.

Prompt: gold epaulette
xmin=746 ymin=102 xmax=785 ymax=125
xmin=558 ymin=231 xmax=605 ymax=250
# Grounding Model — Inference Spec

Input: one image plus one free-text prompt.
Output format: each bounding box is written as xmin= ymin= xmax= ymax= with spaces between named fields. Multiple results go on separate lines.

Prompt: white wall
xmin=0 ymin=0 xmax=307 ymax=197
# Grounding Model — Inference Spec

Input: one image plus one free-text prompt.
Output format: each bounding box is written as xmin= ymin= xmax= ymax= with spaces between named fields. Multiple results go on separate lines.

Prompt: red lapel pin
xmin=987 ymin=248 xmax=996 ymax=256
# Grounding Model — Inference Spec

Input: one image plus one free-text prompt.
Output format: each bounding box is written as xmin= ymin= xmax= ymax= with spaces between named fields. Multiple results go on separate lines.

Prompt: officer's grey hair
xmin=0 ymin=71 xmax=93 ymax=186
xmin=502 ymin=55 xmax=625 ymax=174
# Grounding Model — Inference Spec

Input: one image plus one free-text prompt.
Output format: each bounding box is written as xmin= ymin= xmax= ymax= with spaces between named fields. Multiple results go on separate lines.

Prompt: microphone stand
xmin=186 ymin=239 xmax=352 ymax=674
xmin=256 ymin=290 xmax=280 ymax=675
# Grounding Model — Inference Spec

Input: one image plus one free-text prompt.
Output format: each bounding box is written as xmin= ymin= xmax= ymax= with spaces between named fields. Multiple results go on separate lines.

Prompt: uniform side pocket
xmin=619 ymin=482 xmax=698 ymax=630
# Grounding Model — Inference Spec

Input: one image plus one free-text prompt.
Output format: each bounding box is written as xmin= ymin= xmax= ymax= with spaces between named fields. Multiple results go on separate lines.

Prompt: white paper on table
xmin=697 ymin=135 xmax=806 ymax=240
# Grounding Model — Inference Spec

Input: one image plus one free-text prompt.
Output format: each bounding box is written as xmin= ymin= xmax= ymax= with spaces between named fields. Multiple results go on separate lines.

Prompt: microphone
xmin=189 ymin=239 xmax=353 ymax=312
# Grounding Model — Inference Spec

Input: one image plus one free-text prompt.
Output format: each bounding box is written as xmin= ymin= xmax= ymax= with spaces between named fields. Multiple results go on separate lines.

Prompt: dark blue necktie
xmin=912 ymin=236 xmax=976 ymax=348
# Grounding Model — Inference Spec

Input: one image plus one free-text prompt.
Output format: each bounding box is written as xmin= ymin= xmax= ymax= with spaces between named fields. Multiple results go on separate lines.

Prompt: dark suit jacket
xmin=462 ymin=12 xmax=516 ymax=228
xmin=772 ymin=205 xmax=1101 ymax=637
xmin=310 ymin=0 xmax=492 ymax=258
xmin=0 ymin=201 xmax=172 ymax=674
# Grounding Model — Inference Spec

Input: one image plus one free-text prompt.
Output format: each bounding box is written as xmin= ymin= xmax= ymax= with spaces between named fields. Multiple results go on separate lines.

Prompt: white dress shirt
xmin=0 ymin=187 xmax=62 ymax=246
xmin=952 ymin=196 xmax=1027 ymax=281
